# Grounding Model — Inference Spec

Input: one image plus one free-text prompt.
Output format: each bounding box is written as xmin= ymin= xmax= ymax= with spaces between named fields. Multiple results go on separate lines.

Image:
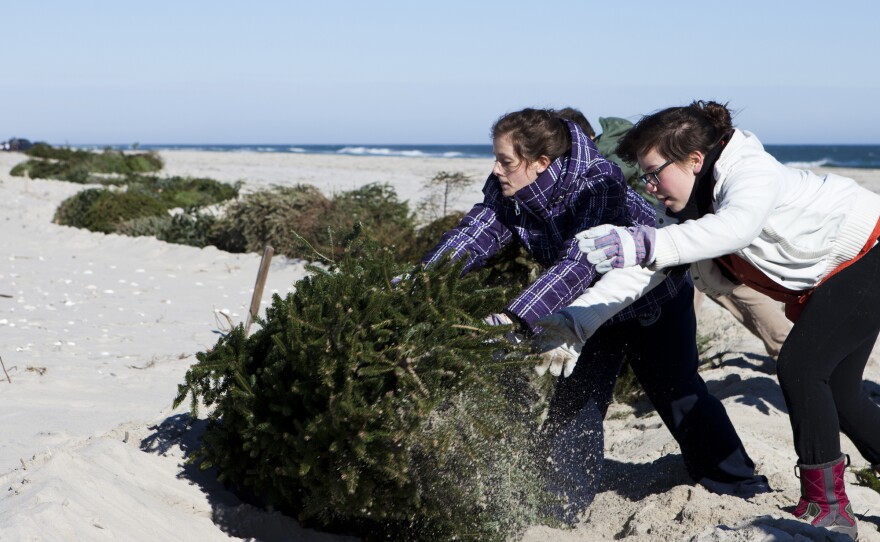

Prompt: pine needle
xmin=855 ymin=467 xmax=880 ymax=494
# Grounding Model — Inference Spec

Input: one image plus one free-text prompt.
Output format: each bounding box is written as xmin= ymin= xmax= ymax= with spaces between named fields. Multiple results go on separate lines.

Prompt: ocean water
xmin=127 ymin=144 xmax=494 ymax=160
xmin=90 ymin=143 xmax=880 ymax=169
xmin=763 ymin=145 xmax=880 ymax=169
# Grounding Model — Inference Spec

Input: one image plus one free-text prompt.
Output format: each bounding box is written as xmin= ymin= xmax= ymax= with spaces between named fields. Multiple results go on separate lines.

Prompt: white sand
xmin=0 ymin=150 xmax=878 ymax=541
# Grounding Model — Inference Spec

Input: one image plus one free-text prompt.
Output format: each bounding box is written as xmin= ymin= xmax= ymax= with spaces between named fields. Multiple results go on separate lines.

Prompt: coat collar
xmin=507 ymin=119 xmax=592 ymax=220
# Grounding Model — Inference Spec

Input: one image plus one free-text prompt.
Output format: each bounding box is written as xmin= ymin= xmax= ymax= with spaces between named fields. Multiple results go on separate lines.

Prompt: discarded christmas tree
xmin=174 ymin=232 xmax=553 ymax=541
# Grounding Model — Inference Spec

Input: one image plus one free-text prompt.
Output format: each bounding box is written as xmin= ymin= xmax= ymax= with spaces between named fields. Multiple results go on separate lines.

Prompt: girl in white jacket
xmin=575 ymin=101 xmax=880 ymax=540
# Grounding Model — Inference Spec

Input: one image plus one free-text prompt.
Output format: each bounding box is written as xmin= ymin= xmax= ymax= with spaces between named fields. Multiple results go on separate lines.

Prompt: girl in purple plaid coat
xmin=422 ymin=108 xmax=769 ymax=524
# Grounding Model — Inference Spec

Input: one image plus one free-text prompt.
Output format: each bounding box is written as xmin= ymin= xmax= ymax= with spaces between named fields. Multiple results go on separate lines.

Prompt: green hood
xmin=594 ymin=117 xmax=640 ymax=187
xmin=598 ymin=117 xmax=634 ymax=140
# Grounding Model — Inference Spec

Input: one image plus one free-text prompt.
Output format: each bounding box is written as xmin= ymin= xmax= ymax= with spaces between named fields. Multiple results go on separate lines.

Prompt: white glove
xmin=391 ymin=273 xmax=410 ymax=286
xmin=576 ymin=224 xmax=656 ymax=273
xmin=484 ymin=312 xmax=523 ymax=345
xmin=483 ymin=313 xmax=513 ymax=327
xmin=532 ymin=312 xmax=584 ymax=378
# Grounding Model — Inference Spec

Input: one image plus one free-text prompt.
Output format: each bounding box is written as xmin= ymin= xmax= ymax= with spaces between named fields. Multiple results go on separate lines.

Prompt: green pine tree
xmin=174 ymin=232 xmax=555 ymax=541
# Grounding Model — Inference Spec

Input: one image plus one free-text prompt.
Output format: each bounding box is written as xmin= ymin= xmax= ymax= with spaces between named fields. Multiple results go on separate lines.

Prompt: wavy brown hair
xmin=491 ymin=108 xmax=571 ymax=164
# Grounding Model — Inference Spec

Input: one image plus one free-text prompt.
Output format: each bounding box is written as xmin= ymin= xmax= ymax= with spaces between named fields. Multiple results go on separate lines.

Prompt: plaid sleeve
xmin=505 ymin=237 xmax=594 ymax=331
xmin=422 ymin=183 xmax=513 ymax=273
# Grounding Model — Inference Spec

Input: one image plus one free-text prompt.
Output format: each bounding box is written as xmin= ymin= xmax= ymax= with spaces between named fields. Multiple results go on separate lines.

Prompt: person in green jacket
xmin=557 ymin=109 xmax=642 ymax=190
xmin=594 ymin=116 xmax=642 ymax=187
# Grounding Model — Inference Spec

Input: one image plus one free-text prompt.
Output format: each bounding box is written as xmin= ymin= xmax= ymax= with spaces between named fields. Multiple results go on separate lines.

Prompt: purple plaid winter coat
xmin=423 ymin=120 xmax=688 ymax=331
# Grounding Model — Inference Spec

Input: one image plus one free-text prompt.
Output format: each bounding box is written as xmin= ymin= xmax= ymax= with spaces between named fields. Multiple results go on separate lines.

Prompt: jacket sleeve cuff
xmin=558 ymin=307 xmax=605 ymax=343
xmin=650 ymin=227 xmax=681 ymax=269
xmin=559 ymin=266 xmax=667 ymax=341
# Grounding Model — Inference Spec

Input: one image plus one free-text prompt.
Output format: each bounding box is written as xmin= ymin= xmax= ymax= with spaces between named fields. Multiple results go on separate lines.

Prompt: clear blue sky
xmin=3 ymin=1 xmax=878 ymax=145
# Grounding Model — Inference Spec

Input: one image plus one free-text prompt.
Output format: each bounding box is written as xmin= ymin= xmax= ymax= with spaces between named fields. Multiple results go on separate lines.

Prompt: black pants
xmin=542 ymin=285 xmax=760 ymax=498
xmin=777 ymin=244 xmax=880 ymax=466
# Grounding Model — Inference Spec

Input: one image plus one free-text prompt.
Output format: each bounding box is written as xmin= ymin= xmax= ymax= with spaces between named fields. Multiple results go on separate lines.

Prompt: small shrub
xmin=9 ymin=162 xmax=28 ymax=177
xmin=612 ymin=361 xmax=644 ymax=404
xmin=210 ymin=183 xmax=417 ymax=262
xmin=10 ymin=159 xmax=73 ymax=180
xmin=160 ymin=210 xmax=218 ymax=247
xmin=482 ymin=242 xmax=543 ymax=292
xmin=30 ymin=143 xmax=236 ymax=242
xmin=325 ymin=182 xmax=416 ymax=258
xmin=401 ymin=212 xmax=543 ymax=293
xmin=117 ymin=209 xmax=218 ymax=247
xmin=117 ymin=215 xmax=173 ymax=238
xmin=855 ymin=467 xmax=880 ymax=495
xmin=416 ymin=171 xmax=476 ymax=224
xmin=126 ymin=175 xmax=240 ymax=208
xmin=209 ymin=184 xmax=334 ymax=256
xmin=15 ymin=144 xmax=164 ymax=181
xmin=25 ymin=143 xmax=78 ymax=161
xmin=54 ymin=188 xmax=168 ymax=233
xmin=117 ymin=150 xmax=164 ymax=173
xmin=696 ymin=333 xmax=713 ymax=363
xmin=401 ymin=212 xmax=467 ymax=264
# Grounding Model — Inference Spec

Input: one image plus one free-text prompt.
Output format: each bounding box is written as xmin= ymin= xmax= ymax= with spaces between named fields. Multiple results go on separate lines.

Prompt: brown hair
xmin=556 ymin=107 xmax=595 ymax=139
xmin=616 ymin=101 xmax=734 ymax=165
xmin=491 ymin=108 xmax=571 ymax=164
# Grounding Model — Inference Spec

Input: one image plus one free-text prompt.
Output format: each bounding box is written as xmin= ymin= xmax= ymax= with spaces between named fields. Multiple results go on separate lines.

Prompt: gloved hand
xmin=391 ymin=273 xmax=410 ymax=286
xmin=483 ymin=313 xmax=513 ymax=327
xmin=532 ymin=312 xmax=584 ymax=377
xmin=484 ymin=312 xmax=523 ymax=345
xmin=576 ymin=224 xmax=656 ymax=273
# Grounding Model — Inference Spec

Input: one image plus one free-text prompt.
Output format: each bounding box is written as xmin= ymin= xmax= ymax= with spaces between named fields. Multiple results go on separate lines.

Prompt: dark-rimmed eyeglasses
xmin=639 ymin=159 xmax=674 ymax=187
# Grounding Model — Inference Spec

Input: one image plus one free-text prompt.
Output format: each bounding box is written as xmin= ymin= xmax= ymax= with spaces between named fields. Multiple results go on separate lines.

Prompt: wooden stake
xmin=0 ymin=354 xmax=11 ymax=383
xmin=244 ymin=245 xmax=274 ymax=336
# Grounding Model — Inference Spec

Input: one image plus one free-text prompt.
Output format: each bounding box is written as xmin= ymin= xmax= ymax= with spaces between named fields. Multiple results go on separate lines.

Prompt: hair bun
xmin=691 ymin=100 xmax=732 ymax=133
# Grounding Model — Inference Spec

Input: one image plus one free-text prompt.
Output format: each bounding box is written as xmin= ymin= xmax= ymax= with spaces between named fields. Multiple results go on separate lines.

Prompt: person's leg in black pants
xmin=773 ymin=246 xmax=880 ymax=537
xmin=833 ymin=331 xmax=880 ymax=463
xmin=625 ymin=285 xmax=768 ymax=495
xmin=542 ymin=326 xmax=624 ymax=438
xmin=539 ymin=316 xmax=628 ymax=522
xmin=540 ymin=284 xmax=768 ymax=523
xmin=776 ymin=245 xmax=880 ymax=466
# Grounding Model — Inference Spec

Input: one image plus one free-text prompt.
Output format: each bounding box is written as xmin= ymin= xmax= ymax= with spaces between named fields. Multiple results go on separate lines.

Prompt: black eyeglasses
xmin=639 ymin=159 xmax=674 ymax=187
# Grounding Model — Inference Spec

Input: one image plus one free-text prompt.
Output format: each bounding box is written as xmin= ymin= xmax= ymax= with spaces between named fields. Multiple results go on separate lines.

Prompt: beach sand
xmin=0 ymin=150 xmax=878 ymax=541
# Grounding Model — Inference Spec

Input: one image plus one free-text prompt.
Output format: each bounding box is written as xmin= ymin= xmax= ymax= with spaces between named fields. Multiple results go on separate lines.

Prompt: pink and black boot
xmin=793 ymin=454 xmax=858 ymax=539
